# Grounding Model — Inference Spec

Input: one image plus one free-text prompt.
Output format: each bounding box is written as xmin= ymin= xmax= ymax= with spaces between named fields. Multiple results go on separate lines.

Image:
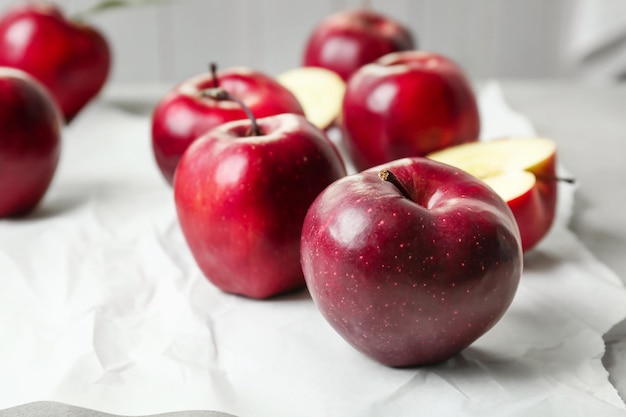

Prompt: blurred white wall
xmin=0 ymin=0 xmax=624 ymax=85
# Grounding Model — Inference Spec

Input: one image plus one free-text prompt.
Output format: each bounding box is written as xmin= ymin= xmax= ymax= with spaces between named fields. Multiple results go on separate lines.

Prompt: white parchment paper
xmin=1 ymin=82 xmax=625 ymax=417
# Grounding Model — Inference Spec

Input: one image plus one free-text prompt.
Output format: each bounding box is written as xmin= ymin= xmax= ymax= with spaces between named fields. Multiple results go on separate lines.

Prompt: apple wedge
xmin=427 ymin=137 xmax=558 ymax=252
xmin=277 ymin=66 xmax=346 ymax=130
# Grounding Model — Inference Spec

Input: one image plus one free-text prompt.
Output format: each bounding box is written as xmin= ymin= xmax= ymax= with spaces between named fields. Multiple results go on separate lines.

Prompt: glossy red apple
xmin=303 ymin=8 xmax=415 ymax=81
xmin=0 ymin=2 xmax=111 ymax=123
xmin=341 ymin=50 xmax=480 ymax=171
xmin=301 ymin=157 xmax=522 ymax=366
xmin=174 ymin=111 xmax=346 ymax=299
xmin=428 ymin=137 xmax=560 ymax=252
xmin=152 ymin=65 xmax=305 ymax=185
xmin=0 ymin=67 xmax=62 ymax=218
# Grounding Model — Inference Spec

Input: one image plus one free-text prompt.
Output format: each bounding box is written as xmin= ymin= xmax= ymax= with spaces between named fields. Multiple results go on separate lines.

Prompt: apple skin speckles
xmin=301 ymin=157 xmax=522 ymax=367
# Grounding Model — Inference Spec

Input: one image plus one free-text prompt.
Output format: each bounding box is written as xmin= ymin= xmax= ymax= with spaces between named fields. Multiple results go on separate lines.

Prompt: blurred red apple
xmin=0 ymin=67 xmax=62 ymax=218
xmin=303 ymin=8 xmax=415 ymax=81
xmin=301 ymin=157 xmax=522 ymax=366
xmin=0 ymin=2 xmax=111 ymax=123
xmin=175 ymin=112 xmax=346 ymax=299
xmin=341 ymin=50 xmax=480 ymax=171
xmin=152 ymin=65 xmax=305 ymax=185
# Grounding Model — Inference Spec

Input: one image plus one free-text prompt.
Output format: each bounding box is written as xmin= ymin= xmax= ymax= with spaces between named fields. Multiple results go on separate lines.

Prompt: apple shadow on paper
xmin=0 ymin=401 xmax=239 ymax=417
xmin=521 ymin=249 xmax=563 ymax=274
xmin=251 ymin=286 xmax=312 ymax=304
xmin=6 ymin=192 xmax=87 ymax=222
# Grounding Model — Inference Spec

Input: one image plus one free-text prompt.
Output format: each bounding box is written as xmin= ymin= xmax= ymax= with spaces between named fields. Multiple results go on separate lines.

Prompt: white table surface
xmin=1 ymin=79 xmax=626 ymax=416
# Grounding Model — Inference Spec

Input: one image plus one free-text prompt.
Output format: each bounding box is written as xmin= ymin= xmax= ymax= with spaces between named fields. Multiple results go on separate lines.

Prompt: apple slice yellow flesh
xmin=277 ymin=67 xmax=346 ymax=130
xmin=427 ymin=137 xmax=558 ymax=252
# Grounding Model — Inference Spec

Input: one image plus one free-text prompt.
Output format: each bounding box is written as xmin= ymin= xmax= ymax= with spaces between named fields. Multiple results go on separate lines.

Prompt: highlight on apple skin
xmin=341 ymin=50 xmax=480 ymax=172
xmin=428 ymin=137 xmax=559 ymax=252
xmin=174 ymin=113 xmax=347 ymax=299
xmin=300 ymin=157 xmax=523 ymax=367
xmin=0 ymin=67 xmax=62 ymax=218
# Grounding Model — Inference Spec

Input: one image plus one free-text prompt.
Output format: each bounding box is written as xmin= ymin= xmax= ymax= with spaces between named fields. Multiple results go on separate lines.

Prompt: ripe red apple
xmin=301 ymin=157 xmax=522 ymax=367
xmin=427 ymin=137 xmax=560 ymax=252
xmin=0 ymin=2 xmax=111 ymax=123
xmin=152 ymin=65 xmax=305 ymax=185
xmin=174 ymin=112 xmax=346 ymax=299
xmin=303 ymin=8 xmax=415 ymax=81
xmin=341 ymin=50 xmax=480 ymax=171
xmin=0 ymin=67 xmax=62 ymax=218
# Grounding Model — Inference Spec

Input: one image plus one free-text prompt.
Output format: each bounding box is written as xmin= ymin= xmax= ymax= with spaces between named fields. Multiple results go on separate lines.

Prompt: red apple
xmin=301 ymin=157 xmax=522 ymax=366
xmin=427 ymin=137 xmax=560 ymax=252
xmin=174 ymin=112 xmax=346 ymax=299
xmin=0 ymin=67 xmax=62 ymax=218
xmin=152 ymin=65 xmax=305 ymax=185
xmin=341 ymin=50 xmax=480 ymax=171
xmin=0 ymin=2 xmax=111 ymax=123
xmin=303 ymin=8 xmax=415 ymax=81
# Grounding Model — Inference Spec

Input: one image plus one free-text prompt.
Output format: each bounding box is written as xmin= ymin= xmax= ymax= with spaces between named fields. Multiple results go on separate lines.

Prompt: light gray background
xmin=1 ymin=0 xmax=624 ymax=84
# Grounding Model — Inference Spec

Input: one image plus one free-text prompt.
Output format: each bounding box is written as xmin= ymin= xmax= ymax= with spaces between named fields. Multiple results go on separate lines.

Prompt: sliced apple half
xmin=277 ymin=66 xmax=346 ymax=130
xmin=427 ymin=137 xmax=558 ymax=252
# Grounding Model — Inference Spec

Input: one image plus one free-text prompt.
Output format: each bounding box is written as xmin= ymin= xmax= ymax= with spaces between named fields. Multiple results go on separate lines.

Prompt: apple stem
xmin=379 ymin=169 xmax=412 ymax=199
xmin=363 ymin=0 xmax=372 ymax=9
xmin=202 ymin=62 xmax=228 ymax=100
xmin=535 ymin=174 xmax=576 ymax=184
xmin=200 ymin=63 xmax=261 ymax=136
xmin=226 ymin=93 xmax=263 ymax=137
xmin=210 ymin=62 xmax=220 ymax=89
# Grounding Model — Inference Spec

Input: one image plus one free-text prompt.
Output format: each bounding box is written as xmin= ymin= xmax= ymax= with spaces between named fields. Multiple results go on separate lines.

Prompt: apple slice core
xmin=277 ymin=67 xmax=346 ymax=130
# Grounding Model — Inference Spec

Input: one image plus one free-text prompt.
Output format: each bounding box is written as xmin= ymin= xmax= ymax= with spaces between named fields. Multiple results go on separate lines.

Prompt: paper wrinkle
xmin=1 ymin=82 xmax=626 ymax=416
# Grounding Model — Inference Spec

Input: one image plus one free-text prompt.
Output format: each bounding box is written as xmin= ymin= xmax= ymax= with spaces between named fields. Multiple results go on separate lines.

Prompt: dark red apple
xmin=0 ymin=2 xmax=111 ymax=123
xmin=300 ymin=157 xmax=522 ymax=366
xmin=174 ymin=112 xmax=346 ymax=299
xmin=303 ymin=8 xmax=415 ymax=81
xmin=0 ymin=67 xmax=62 ymax=218
xmin=152 ymin=65 xmax=305 ymax=185
xmin=341 ymin=50 xmax=480 ymax=171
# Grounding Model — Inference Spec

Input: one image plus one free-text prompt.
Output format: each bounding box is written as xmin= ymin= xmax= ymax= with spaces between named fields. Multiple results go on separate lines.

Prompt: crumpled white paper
xmin=1 ymin=82 xmax=625 ymax=417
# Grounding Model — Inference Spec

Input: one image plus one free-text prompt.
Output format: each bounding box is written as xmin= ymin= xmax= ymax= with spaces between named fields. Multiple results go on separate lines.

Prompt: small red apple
xmin=0 ymin=67 xmax=62 ymax=218
xmin=152 ymin=64 xmax=305 ymax=185
xmin=427 ymin=137 xmax=560 ymax=252
xmin=341 ymin=50 xmax=480 ymax=171
xmin=301 ymin=157 xmax=522 ymax=367
xmin=303 ymin=8 xmax=415 ymax=81
xmin=0 ymin=2 xmax=111 ymax=123
xmin=174 ymin=108 xmax=346 ymax=299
